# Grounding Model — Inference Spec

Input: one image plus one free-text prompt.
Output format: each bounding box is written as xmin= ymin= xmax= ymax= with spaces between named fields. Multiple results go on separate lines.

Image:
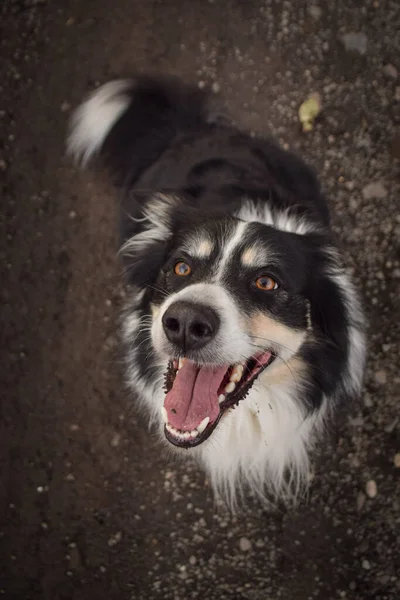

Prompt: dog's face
xmin=150 ymin=216 xmax=311 ymax=447
xmin=121 ymin=193 xmax=364 ymax=458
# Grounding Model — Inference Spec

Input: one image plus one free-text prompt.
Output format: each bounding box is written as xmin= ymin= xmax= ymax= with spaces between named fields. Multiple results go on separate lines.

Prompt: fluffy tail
xmin=67 ymin=75 xmax=209 ymax=186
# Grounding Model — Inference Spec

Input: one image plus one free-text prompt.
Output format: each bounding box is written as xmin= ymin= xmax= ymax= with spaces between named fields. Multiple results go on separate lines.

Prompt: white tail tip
xmin=67 ymin=79 xmax=133 ymax=166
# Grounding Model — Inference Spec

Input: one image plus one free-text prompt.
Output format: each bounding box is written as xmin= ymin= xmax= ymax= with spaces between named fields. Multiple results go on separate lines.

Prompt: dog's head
xmin=121 ymin=192 xmax=365 ymax=457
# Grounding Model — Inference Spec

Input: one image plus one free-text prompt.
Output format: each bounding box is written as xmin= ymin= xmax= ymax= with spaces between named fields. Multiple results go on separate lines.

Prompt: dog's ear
xmin=306 ymin=242 xmax=365 ymax=399
xmin=119 ymin=192 xmax=180 ymax=287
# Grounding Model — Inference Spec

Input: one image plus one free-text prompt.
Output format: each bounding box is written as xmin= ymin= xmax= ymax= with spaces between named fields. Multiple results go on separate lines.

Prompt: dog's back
xmin=68 ymin=75 xmax=329 ymax=228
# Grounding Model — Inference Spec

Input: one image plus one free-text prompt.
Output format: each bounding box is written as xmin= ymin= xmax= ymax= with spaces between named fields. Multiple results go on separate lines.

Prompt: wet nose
xmin=162 ymin=301 xmax=220 ymax=352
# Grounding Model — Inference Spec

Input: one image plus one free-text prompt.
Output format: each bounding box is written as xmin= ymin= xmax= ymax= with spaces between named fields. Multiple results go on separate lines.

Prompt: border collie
xmin=68 ymin=75 xmax=365 ymax=505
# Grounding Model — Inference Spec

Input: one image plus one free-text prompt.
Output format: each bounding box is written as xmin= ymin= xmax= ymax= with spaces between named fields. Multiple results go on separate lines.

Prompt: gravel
xmin=340 ymin=32 xmax=368 ymax=55
xmin=362 ymin=181 xmax=388 ymax=200
xmin=365 ymin=480 xmax=378 ymax=499
xmin=239 ymin=537 xmax=252 ymax=552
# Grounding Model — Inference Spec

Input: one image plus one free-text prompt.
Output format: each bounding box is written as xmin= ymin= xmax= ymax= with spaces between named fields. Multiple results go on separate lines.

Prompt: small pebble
xmin=357 ymin=491 xmax=366 ymax=511
xmin=110 ymin=433 xmax=121 ymax=448
xmin=341 ymin=32 xmax=368 ymax=55
xmin=366 ymin=480 xmax=378 ymax=498
xmin=108 ymin=531 xmax=122 ymax=547
xmin=364 ymin=393 xmax=373 ymax=408
xmin=308 ymin=4 xmax=322 ymax=20
xmin=374 ymin=370 xmax=387 ymax=385
xmin=383 ymin=64 xmax=398 ymax=79
xmin=362 ymin=559 xmax=371 ymax=570
xmin=394 ymin=453 xmax=400 ymax=468
xmin=385 ymin=418 xmax=398 ymax=434
xmin=362 ymin=182 xmax=388 ymax=200
xmin=239 ymin=537 xmax=252 ymax=552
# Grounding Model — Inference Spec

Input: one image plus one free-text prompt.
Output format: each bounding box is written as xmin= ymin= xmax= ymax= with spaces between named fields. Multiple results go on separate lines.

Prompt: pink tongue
xmin=164 ymin=361 xmax=227 ymax=431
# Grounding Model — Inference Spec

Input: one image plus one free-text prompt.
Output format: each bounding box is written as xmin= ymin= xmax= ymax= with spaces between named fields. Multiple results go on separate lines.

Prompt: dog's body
xmin=68 ymin=76 xmax=365 ymax=505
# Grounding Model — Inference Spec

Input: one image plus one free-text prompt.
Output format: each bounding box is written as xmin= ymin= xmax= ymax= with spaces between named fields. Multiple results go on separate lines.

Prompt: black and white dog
xmin=68 ymin=76 xmax=365 ymax=505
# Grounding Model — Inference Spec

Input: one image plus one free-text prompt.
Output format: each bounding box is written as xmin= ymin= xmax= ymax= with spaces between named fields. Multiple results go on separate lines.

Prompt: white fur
xmin=121 ymin=292 xmax=166 ymax=426
xmin=326 ymin=270 xmax=366 ymax=397
xmin=196 ymin=374 xmax=325 ymax=507
xmin=215 ymin=221 xmax=248 ymax=279
xmin=321 ymin=245 xmax=366 ymax=398
xmin=67 ymin=80 xmax=133 ymax=165
xmin=237 ymin=200 xmax=318 ymax=235
xmin=120 ymin=194 xmax=179 ymax=260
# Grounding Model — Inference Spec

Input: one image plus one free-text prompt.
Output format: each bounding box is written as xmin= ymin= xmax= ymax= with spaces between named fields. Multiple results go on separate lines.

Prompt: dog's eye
xmin=254 ymin=276 xmax=278 ymax=291
xmin=174 ymin=261 xmax=192 ymax=277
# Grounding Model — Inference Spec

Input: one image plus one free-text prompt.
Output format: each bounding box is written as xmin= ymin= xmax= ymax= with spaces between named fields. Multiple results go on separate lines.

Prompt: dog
xmin=68 ymin=75 xmax=365 ymax=506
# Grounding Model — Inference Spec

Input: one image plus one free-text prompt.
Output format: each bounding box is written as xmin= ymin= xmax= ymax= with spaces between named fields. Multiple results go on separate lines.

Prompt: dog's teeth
xmin=190 ymin=429 xmax=199 ymax=438
xmin=161 ymin=406 xmax=168 ymax=424
xmin=178 ymin=357 xmax=186 ymax=369
xmin=218 ymin=394 xmax=226 ymax=404
xmin=230 ymin=364 xmax=244 ymax=383
xmin=183 ymin=431 xmax=191 ymax=440
xmin=196 ymin=416 xmax=210 ymax=434
xmin=225 ymin=381 xmax=236 ymax=394
xmin=166 ymin=423 xmax=173 ymax=433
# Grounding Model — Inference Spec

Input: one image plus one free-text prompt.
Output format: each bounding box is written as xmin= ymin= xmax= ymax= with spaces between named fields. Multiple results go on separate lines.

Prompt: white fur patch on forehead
xmin=241 ymin=245 xmax=270 ymax=269
xmin=215 ymin=220 xmax=248 ymax=280
xmin=237 ymin=200 xmax=317 ymax=236
xmin=181 ymin=234 xmax=214 ymax=259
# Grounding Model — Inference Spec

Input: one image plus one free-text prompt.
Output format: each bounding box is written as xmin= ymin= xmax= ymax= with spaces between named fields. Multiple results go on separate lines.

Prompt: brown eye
xmin=255 ymin=276 xmax=278 ymax=291
xmin=174 ymin=261 xmax=192 ymax=277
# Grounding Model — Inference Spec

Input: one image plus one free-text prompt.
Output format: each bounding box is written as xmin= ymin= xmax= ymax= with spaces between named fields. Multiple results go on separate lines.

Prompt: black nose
xmin=162 ymin=301 xmax=220 ymax=352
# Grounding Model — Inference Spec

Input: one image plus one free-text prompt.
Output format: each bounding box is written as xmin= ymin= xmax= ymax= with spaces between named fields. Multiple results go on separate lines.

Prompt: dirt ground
xmin=1 ymin=1 xmax=399 ymax=599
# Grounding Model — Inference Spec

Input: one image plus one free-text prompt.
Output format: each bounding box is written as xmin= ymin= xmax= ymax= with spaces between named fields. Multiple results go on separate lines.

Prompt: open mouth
xmin=161 ymin=351 xmax=276 ymax=448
